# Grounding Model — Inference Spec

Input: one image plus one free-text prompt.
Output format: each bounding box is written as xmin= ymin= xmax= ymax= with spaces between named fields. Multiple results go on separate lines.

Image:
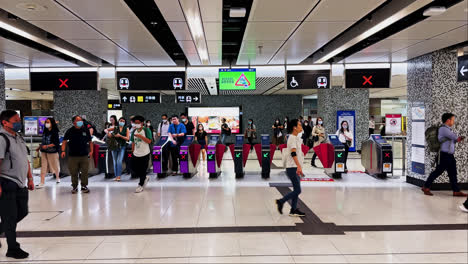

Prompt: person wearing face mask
xmin=0 ymin=110 xmax=34 ymax=259
xmin=180 ymin=113 xmax=195 ymax=136
xmin=245 ymin=119 xmax=257 ymax=151
xmin=167 ymin=116 xmax=187 ymax=175
xmin=275 ymin=119 xmax=306 ymax=217
xmin=272 ymin=118 xmax=284 ymax=147
xmin=336 ymin=121 xmax=353 ymax=171
xmin=131 ymin=116 xmax=153 ymax=193
xmin=108 ymin=118 xmax=129 ymax=182
xmin=302 ymin=120 xmax=312 ymax=146
xmin=195 ymin=124 xmax=208 ymax=161
xmin=311 ymin=117 xmax=326 ymax=167
xmin=157 ymin=114 xmax=170 ymax=138
xmin=36 ymin=118 xmax=60 ymax=188
xmin=61 ymin=115 xmax=93 ymax=194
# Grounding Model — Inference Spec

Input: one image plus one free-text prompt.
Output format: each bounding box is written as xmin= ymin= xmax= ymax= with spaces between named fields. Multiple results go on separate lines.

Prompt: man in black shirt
xmin=180 ymin=113 xmax=195 ymax=135
xmin=61 ymin=115 xmax=93 ymax=194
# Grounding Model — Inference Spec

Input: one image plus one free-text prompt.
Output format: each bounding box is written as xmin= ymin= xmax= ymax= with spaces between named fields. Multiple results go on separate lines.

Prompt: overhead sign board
xmin=30 ymin=72 xmax=98 ymax=91
xmin=286 ymin=70 xmax=330 ymax=89
xmin=345 ymin=68 xmax=390 ymax=88
xmin=116 ymin=71 xmax=186 ymax=90
xmin=457 ymin=55 xmax=468 ymax=82
xmin=120 ymin=93 xmax=161 ymax=104
xmin=176 ymin=92 xmax=201 ymax=104
xmin=219 ymin=68 xmax=256 ymax=90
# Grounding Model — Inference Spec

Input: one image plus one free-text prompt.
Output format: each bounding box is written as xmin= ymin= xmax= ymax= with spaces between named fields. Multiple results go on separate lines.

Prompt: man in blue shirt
xmin=166 ymin=115 xmax=186 ymax=176
xmin=422 ymin=113 xmax=466 ymax=197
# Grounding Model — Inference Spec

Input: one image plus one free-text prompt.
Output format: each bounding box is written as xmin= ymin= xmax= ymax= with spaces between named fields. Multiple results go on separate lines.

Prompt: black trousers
xmin=169 ymin=145 xmax=180 ymax=172
xmin=369 ymin=128 xmax=375 ymax=135
xmin=132 ymin=154 xmax=150 ymax=187
xmin=424 ymin=152 xmax=460 ymax=192
xmin=248 ymin=137 xmax=254 ymax=150
xmin=0 ymin=178 xmax=29 ymax=251
xmin=311 ymin=153 xmax=317 ymax=165
xmin=343 ymin=143 xmax=349 ymax=170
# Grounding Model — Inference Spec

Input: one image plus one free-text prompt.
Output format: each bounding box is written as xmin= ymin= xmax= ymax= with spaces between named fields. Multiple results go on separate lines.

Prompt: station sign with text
xmin=175 ymin=92 xmax=201 ymax=104
xmin=457 ymin=55 xmax=468 ymax=82
xmin=120 ymin=93 xmax=161 ymax=104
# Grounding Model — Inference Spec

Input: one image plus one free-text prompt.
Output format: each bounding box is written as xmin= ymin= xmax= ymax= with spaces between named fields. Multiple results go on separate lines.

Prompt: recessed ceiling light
xmin=230 ymin=7 xmax=246 ymax=18
xmin=423 ymin=6 xmax=447 ymax=16
xmin=16 ymin=3 xmax=47 ymax=12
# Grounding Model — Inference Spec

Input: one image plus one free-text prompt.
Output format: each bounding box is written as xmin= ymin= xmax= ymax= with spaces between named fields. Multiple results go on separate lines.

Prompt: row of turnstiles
xmin=63 ymin=133 xmax=393 ymax=180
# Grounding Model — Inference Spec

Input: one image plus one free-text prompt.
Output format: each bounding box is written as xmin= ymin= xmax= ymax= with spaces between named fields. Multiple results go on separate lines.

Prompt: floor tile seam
xmin=84 ymin=237 xmax=106 ymax=261
xmin=190 ymin=190 xmax=210 ymax=257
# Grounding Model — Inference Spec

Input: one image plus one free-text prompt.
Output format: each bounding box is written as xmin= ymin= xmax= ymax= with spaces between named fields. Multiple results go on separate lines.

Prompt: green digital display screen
xmin=219 ymin=68 xmax=256 ymax=90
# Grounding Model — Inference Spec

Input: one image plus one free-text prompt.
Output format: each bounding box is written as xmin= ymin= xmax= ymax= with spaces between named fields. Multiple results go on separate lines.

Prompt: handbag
xmin=313 ymin=135 xmax=319 ymax=142
xmin=106 ymin=135 xmax=119 ymax=151
xmin=346 ymin=140 xmax=352 ymax=147
xmin=33 ymin=152 xmax=41 ymax=169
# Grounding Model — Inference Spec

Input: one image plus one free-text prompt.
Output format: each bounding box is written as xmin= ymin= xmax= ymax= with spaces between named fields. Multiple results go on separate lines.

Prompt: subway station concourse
xmin=0 ymin=0 xmax=467 ymax=263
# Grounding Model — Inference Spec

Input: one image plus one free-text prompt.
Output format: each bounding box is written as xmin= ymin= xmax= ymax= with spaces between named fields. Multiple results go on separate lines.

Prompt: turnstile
xmin=254 ymin=134 xmax=276 ymax=179
xmin=179 ymin=135 xmax=202 ymax=178
xmin=361 ymin=134 xmax=393 ymax=178
xmin=314 ymin=135 xmax=346 ymax=179
xmin=152 ymin=136 xmax=170 ymax=178
xmin=229 ymin=135 xmax=250 ymax=178
xmin=97 ymin=145 xmax=115 ymax=178
xmin=206 ymin=135 xmax=226 ymax=178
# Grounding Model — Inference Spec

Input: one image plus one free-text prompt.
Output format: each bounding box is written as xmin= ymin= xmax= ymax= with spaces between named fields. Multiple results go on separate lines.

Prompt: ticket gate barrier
xmin=254 ymin=134 xmax=276 ymax=179
xmin=152 ymin=136 xmax=170 ymax=178
xmin=361 ymin=134 xmax=393 ymax=178
xmin=179 ymin=135 xmax=202 ymax=178
xmin=206 ymin=135 xmax=226 ymax=178
xmin=229 ymin=135 xmax=250 ymax=178
xmin=313 ymin=135 xmax=346 ymax=179
xmin=59 ymin=143 xmax=100 ymax=177
xmin=97 ymin=145 xmax=114 ymax=178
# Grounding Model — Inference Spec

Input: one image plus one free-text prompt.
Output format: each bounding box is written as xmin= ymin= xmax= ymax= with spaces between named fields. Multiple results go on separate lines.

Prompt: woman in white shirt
xmin=275 ymin=119 xmax=306 ymax=217
xmin=336 ymin=121 xmax=353 ymax=171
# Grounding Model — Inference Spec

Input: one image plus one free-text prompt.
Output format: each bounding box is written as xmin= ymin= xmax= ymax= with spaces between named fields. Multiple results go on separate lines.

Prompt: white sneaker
xmin=135 ymin=186 xmax=144 ymax=193
xmin=143 ymin=176 xmax=150 ymax=187
xmin=36 ymin=183 xmax=44 ymax=189
xmin=56 ymin=179 xmax=61 ymax=184
xmin=459 ymin=205 xmax=468 ymax=213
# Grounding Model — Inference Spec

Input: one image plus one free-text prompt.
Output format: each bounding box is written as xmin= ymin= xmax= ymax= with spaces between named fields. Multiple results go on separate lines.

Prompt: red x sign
xmin=128 ymin=154 xmax=132 ymax=158
xmin=385 ymin=153 xmax=390 ymax=158
xmin=154 ymin=155 xmax=159 ymax=159
xmin=59 ymin=78 xmax=69 ymax=88
xmin=181 ymin=155 xmax=186 ymax=160
xmin=362 ymin=75 xmax=373 ymax=85
xmin=100 ymin=154 xmax=105 ymax=158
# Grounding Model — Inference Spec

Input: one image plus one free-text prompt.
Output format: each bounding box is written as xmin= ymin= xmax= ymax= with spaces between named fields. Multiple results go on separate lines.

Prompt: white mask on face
xmin=45 ymin=123 xmax=51 ymax=128
xmin=135 ymin=124 xmax=141 ymax=129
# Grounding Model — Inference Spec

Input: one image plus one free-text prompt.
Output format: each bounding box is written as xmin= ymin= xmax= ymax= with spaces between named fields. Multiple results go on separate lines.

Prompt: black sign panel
xmin=345 ymin=68 xmax=390 ymax=88
xmin=116 ymin=71 xmax=186 ymax=90
xmin=286 ymin=70 xmax=330 ymax=89
xmin=30 ymin=72 xmax=98 ymax=91
xmin=107 ymin=100 xmax=121 ymax=110
xmin=175 ymin=92 xmax=201 ymax=103
xmin=120 ymin=93 xmax=161 ymax=104
xmin=457 ymin=55 xmax=468 ymax=82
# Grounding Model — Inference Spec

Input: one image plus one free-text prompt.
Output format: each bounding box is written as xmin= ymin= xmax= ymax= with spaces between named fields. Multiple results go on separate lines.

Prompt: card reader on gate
xmin=229 ymin=135 xmax=250 ymax=178
xmin=361 ymin=134 xmax=393 ymax=178
xmin=153 ymin=136 xmax=170 ymax=178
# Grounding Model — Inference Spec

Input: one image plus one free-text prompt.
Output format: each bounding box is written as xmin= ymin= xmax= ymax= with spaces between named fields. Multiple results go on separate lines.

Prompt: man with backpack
xmin=422 ymin=113 xmax=466 ymax=197
xmin=0 ymin=110 xmax=34 ymax=259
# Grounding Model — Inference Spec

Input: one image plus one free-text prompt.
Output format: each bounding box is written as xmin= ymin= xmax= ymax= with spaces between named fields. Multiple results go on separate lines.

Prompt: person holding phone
xmin=276 ymin=119 xmax=306 ymax=217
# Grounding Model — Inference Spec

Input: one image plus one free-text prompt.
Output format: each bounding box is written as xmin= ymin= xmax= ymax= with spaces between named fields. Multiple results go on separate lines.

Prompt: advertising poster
xmin=38 ymin=116 xmax=51 ymax=135
xmin=188 ymin=107 xmax=240 ymax=134
xmin=385 ymin=114 xmax=402 ymax=135
xmin=411 ymin=104 xmax=425 ymax=175
xmin=24 ymin=117 xmax=38 ymax=136
xmin=336 ymin=110 xmax=356 ymax=152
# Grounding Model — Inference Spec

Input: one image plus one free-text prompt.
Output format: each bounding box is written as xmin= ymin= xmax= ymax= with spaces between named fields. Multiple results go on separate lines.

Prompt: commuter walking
xmin=245 ymin=119 xmax=256 ymax=151
xmin=276 ymin=119 xmax=306 ymax=217
xmin=272 ymin=118 xmax=284 ymax=147
xmin=284 ymin=117 xmax=290 ymax=141
xmin=302 ymin=120 xmax=312 ymax=146
xmin=311 ymin=117 xmax=326 ymax=167
xmin=131 ymin=116 xmax=153 ymax=193
xmin=220 ymin=118 xmax=230 ymax=144
xmin=108 ymin=117 xmax=129 ymax=182
xmin=167 ymin=116 xmax=187 ymax=175
xmin=0 ymin=110 xmax=34 ymax=259
xmin=61 ymin=115 xmax=93 ymax=194
xmin=422 ymin=113 xmax=467 ymax=197
xmin=336 ymin=121 xmax=352 ymax=171
xmin=195 ymin=124 xmax=208 ymax=161
xmin=157 ymin=114 xmax=170 ymax=138
xmin=36 ymin=117 xmax=60 ymax=188
xmin=369 ymin=116 xmax=375 ymax=135
xmin=180 ymin=113 xmax=194 ymax=135
xmin=380 ymin=117 xmax=386 ymax=136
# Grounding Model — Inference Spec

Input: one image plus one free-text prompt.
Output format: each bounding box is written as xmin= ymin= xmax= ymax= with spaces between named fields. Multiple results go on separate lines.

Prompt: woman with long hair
xmin=336 ymin=120 xmax=353 ymax=171
xmin=36 ymin=117 xmax=60 ymax=188
xmin=245 ymin=119 xmax=257 ymax=151
xmin=108 ymin=117 xmax=130 ymax=181
xmin=311 ymin=117 xmax=326 ymax=167
xmin=272 ymin=118 xmax=284 ymax=147
xmin=195 ymin=124 xmax=208 ymax=161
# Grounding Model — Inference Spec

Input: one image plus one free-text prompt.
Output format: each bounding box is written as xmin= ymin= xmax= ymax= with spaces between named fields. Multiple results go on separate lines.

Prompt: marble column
xmin=53 ymin=88 xmax=108 ymax=132
xmin=407 ymin=48 xmax=468 ymax=189
xmin=317 ymin=86 xmax=369 ymax=151
xmin=0 ymin=63 xmax=5 ymax=112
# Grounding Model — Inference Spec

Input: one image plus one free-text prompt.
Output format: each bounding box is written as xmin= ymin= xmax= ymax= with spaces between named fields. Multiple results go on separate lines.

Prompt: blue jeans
xmin=221 ymin=134 xmax=227 ymax=144
xmin=279 ymin=168 xmax=301 ymax=210
xmin=111 ymin=146 xmax=126 ymax=177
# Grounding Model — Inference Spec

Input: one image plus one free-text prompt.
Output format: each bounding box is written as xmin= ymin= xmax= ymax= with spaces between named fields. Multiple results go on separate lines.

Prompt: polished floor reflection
xmin=1 ymin=154 xmax=467 ymax=263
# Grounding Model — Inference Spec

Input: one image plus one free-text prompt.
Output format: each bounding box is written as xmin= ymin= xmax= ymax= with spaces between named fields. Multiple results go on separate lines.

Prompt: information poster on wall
xmin=38 ymin=116 xmax=51 ymax=135
xmin=24 ymin=117 xmax=38 ymax=136
xmin=385 ymin=114 xmax=402 ymax=135
xmin=336 ymin=110 xmax=356 ymax=152
xmin=411 ymin=104 xmax=425 ymax=175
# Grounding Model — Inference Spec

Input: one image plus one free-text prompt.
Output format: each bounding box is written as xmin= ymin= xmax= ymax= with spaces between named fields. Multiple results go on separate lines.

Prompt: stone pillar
xmin=53 ymin=89 xmax=108 ymax=133
xmin=0 ymin=63 xmax=5 ymax=112
xmin=407 ymin=48 xmax=468 ymax=189
xmin=317 ymin=86 xmax=369 ymax=150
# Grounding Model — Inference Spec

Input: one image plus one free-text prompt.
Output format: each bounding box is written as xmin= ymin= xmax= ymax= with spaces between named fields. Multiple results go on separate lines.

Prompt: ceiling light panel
xmin=179 ymin=0 xmax=210 ymax=65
